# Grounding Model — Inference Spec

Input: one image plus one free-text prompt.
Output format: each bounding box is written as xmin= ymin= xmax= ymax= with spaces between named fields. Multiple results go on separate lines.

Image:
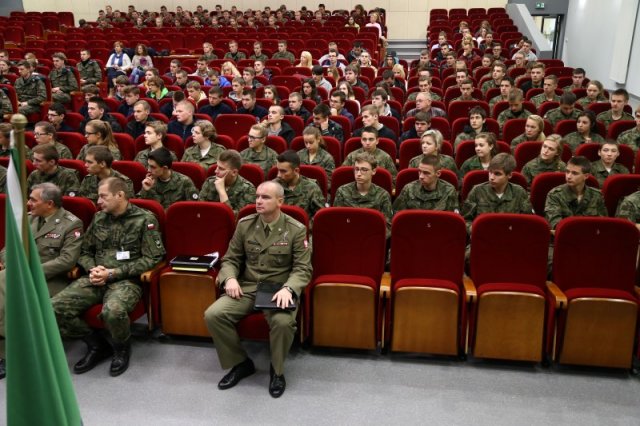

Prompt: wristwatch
xmin=283 ymin=285 xmax=294 ymax=295
xmin=107 ymin=269 xmax=114 ymax=281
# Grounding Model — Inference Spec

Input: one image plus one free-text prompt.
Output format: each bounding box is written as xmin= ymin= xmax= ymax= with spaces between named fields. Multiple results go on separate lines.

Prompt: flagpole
xmin=10 ymin=113 xmax=28 ymax=256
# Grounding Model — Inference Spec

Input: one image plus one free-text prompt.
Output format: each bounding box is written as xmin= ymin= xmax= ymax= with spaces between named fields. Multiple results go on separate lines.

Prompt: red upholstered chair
xmin=529 ymin=172 xmax=600 ymax=216
xmin=538 ymin=101 xmax=560 ymax=117
xmin=431 ymin=116 xmax=451 ymax=141
xmin=607 ymin=120 xmax=636 ymax=140
xmin=171 ymin=162 xmax=206 ymax=190
xmin=514 ymin=141 xmax=543 ymax=172
xmin=111 ymin=161 xmax=147 ymax=193
xmin=450 ymin=117 xmax=500 ymax=141
xmin=554 ymin=119 xmax=578 ymax=137
xmin=305 ymin=207 xmax=387 ymax=349
xmin=155 ymin=202 xmax=236 ymax=336
xmin=454 ymin=140 xmax=510 ymax=169
xmin=57 ymin=132 xmax=86 ymax=158
xmin=447 ymin=101 xmax=490 ymax=123
xmin=550 ymin=217 xmax=639 ymax=368
xmin=461 ymin=170 xmax=528 ymax=200
xmin=61 ymin=196 xmax=97 ymax=231
xmin=134 ymin=134 xmax=184 ymax=160
xmin=235 ymin=135 xmax=287 ymax=154
xmin=329 ymin=166 xmax=393 ymax=203
xmin=575 ymin=143 xmax=634 ymax=172
xmin=290 ymin=136 xmax=342 ymax=165
xmin=502 ymin=118 xmax=528 ymax=145
xmin=238 ymin=163 xmax=266 ymax=185
xmin=388 ymin=210 xmax=467 ymax=354
xmin=467 ymin=214 xmax=552 ymax=362
xmin=343 ymin=137 xmax=397 ymax=161
xmin=398 ymin=139 xmax=421 ymax=170
xmin=214 ymin=114 xmax=258 ymax=143
xmin=328 ymin=115 xmax=352 ymax=141
xmin=113 ymin=133 xmax=136 ymax=161
xmin=281 ymin=115 xmax=305 ymax=138
xmin=601 ymin=174 xmax=640 ymax=216
xmin=59 ymin=159 xmax=87 ymax=180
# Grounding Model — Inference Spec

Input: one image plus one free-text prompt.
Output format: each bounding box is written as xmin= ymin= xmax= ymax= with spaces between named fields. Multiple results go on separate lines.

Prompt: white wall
xmin=563 ymin=0 xmax=640 ymax=106
xmin=21 ymin=0 xmax=507 ymax=40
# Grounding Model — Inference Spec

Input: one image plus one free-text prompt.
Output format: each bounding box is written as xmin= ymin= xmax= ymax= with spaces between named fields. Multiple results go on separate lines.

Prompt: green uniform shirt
xmin=249 ymin=53 xmax=269 ymax=62
xmin=342 ymin=147 xmax=397 ymax=181
xmin=544 ymin=107 xmax=581 ymax=128
xmin=134 ymin=147 xmax=178 ymax=169
xmin=333 ymin=182 xmax=393 ymax=237
xmin=596 ymin=110 xmax=634 ymax=132
xmin=616 ymin=191 xmax=640 ymax=223
xmin=617 ymin=127 xmax=640 ymax=152
xmin=481 ymin=79 xmax=499 ymax=95
xmin=15 ymin=74 xmax=46 ymax=106
xmin=271 ymin=51 xmax=296 ymax=64
xmin=393 ymin=179 xmax=459 ymax=213
xmin=79 ymin=203 xmax=165 ymax=281
xmin=511 ymin=134 xmax=542 ymax=150
xmin=462 ymin=181 xmax=532 ymax=233
xmin=590 ymin=160 xmax=629 ymax=187
xmin=563 ymin=131 xmax=605 ymax=152
xmin=576 ymin=97 xmax=607 ymax=109
xmin=497 ymin=109 xmax=532 ymax=132
xmin=240 ymin=146 xmax=278 ymax=178
xmin=544 ymin=184 xmax=607 ymax=229
xmin=181 ymin=143 xmax=225 ymax=169
xmin=407 ymin=91 xmax=441 ymax=102
xmin=408 ymin=154 xmax=458 ymax=175
xmin=521 ymin=157 xmax=566 ymax=184
xmin=199 ymin=174 xmax=256 ymax=213
xmin=49 ymin=67 xmax=79 ymax=95
xmin=137 ymin=170 xmax=200 ymax=209
xmin=530 ymin=93 xmax=560 ymax=108
xmin=77 ymin=59 xmax=103 ymax=85
xmin=454 ymin=131 xmax=479 ymax=151
xmin=297 ymin=147 xmax=335 ymax=186
xmin=459 ymin=155 xmax=488 ymax=177
xmin=489 ymin=95 xmax=507 ymax=111
xmin=27 ymin=166 xmax=80 ymax=196
xmin=275 ymin=175 xmax=325 ymax=219
xmin=79 ymin=169 xmax=135 ymax=202
xmin=77 ymin=144 xmax=122 ymax=162
xmin=218 ymin=212 xmax=312 ymax=296
xmin=0 ymin=90 xmax=12 ymax=115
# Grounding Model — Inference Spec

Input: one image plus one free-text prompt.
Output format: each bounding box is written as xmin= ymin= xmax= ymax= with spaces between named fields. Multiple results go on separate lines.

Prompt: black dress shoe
xmin=218 ymin=358 xmax=255 ymax=390
xmin=0 ymin=358 xmax=5 ymax=380
xmin=269 ymin=373 xmax=286 ymax=398
xmin=109 ymin=340 xmax=131 ymax=377
xmin=74 ymin=333 xmax=113 ymax=374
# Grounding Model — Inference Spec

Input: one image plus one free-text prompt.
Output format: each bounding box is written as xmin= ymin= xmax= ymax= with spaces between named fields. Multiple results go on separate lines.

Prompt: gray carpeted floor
xmin=1 ymin=331 xmax=639 ymax=426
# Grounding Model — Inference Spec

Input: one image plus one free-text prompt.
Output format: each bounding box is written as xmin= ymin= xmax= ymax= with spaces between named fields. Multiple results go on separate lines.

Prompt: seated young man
xmin=342 ymin=125 xmax=397 ymax=181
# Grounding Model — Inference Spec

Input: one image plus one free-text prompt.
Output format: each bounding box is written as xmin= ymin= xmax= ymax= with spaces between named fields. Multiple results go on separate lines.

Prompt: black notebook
xmin=254 ymin=282 xmax=297 ymax=311
xmin=169 ymin=253 xmax=219 ymax=273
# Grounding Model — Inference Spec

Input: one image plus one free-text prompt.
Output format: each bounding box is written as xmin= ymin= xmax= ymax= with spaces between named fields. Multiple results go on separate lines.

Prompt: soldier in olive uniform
xmin=14 ymin=60 xmax=47 ymax=117
xmin=49 ymin=52 xmax=79 ymax=104
xmin=296 ymin=126 xmax=336 ymax=187
xmin=394 ymin=155 xmax=459 ymax=212
xmin=52 ymin=177 xmax=165 ymax=377
xmin=590 ymin=141 xmax=629 ymax=187
xmin=240 ymin=124 xmax=279 ymax=178
xmin=27 ymin=144 xmax=80 ymax=196
xmin=521 ymin=135 xmax=567 ymax=185
xmin=342 ymin=126 xmax=397 ymax=182
xmin=181 ymin=120 xmax=226 ymax=169
xmin=271 ymin=40 xmax=296 ymax=64
xmin=34 ymin=121 xmax=73 ymax=159
xmin=544 ymin=93 xmax=581 ymax=128
xmin=77 ymin=49 xmax=103 ymax=86
xmin=0 ymin=183 xmax=84 ymax=379
xmin=79 ymin=146 xmax=134 ymax=203
xmin=333 ymin=152 xmax=393 ymax=237
xmin=200 ymin=149 xmax=256 ymax=213
xmin=616 ymin=106 xmax=640 ymax=152
xmin=544 ymin=156 xmax=607 ymax=230
xmin=137 ymin=147 xmax=199 ymax=209
xmin=274 ymin=150 xmax=326 ymax=219
xmin=0 ymin=88 xmax=13 ymax=116
xmin=497 ymin=89 xmax=531 ymax=135
xmin=530 ymin=75 xmax=561 ymax=108
xmin=596 ymin=89 xmax=634 ymax=133
xmin=204 ymin=181 xmax=312 ymax=398
xmin=616 ymin=190 xmax=640 ymax=230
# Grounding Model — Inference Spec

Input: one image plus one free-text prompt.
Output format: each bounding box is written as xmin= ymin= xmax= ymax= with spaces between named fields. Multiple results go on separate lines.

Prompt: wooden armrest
xmin=67 ymin=266 xmax=80 ymax=279
xmin=463 ymin=275 xmax=476 ymax=303
xmin=140 ymin=260 xmax=167 ymax=283
xmin=379 ymin=271 xmax=391 ymax=299
xmin=546 ymin=281 xmax=567 ymax=310
xmin=634 ymin=286 xmax=640 ymax=298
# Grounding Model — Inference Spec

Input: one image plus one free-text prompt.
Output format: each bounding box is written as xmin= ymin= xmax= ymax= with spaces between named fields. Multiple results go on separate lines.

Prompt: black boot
xmin=109 ymin=340 xmax=131 ymax=377
xmin=74 ymin=331 xmax=113 ymax=374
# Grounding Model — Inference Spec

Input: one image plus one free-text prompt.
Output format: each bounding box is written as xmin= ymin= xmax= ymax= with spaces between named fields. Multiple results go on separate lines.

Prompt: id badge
xmin=116 ymin=251 xmax=130 ymax=260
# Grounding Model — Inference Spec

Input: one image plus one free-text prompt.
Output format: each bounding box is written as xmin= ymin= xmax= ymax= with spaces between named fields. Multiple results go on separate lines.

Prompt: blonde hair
xmin=527 ymin=115 xmax=546 ymax=141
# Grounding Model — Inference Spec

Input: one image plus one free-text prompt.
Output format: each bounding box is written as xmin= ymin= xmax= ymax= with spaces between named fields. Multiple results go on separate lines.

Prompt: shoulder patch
xmin=238 ymin=213 xmax=259 ymax=222
xmin=284 ymin=214 xmax=305 ymax=229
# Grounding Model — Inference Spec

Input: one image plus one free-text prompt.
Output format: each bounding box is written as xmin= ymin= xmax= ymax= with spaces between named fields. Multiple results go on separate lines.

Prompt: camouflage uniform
xmin=544 ymin=184 xmax=607 ymax=229
xmin=450 ymin=96 xmax=479 ymax=103
xmin=202 ymin=53 xmax=218 ymax=61
xmin=497 ymin=109 xmax=532 ymax=134
xmin=596 ymin=110 xmax=634 ymax=133
xmin=333 ymin=182 xmax=393 ymax=237
xmin=307 ymin=121 xmax=344 ymax=142
xmin=454 ymin=130 xmax=479 ymax=151
xmin=79 ymin=169 xmax=135 ymax=203
xmin=617 ymin=127 xmax=640 ymax=152
xmin=77 ymin=59 xmax=103 ymax=85
xmin=489 ymin=95 xmax=507 ymax=111
xmin=77 ymin=144 xmax=122 ymax=162
xmin=576 ymin=97 xmax=607 ymax=109
xmin=297 ymin=148 xmax=335 ymax=187
xmin=481 ymin=79 xmax=499 ymax=95
xmin=199 ymin=175 xmax=255 ymax=213
xmin=521 ymin=157 xmax=566 ymax=184
xmin=459 ymin=155 xmax=488 ymax=177
xmin=137 ymin=171 xmax=200 ymax=209
xmin=204 ymin=212 xmax=311 ymax=375
xmin=181 ymin=143 xmax=225 ymax=170
xmin=510 ymin=134 xmax=541 ymax=150
xmin=37 ymin=141 xmax=72 ymax=160
xmin=240 ymin=146 xmax=278 ymax=178
xmin=275 ymin=175 xmax=325 ymax=219
xmin=224 ymin=51 xmax=247 ymax=61
xmin=271 ymin=51 xmax=296 ymax=64
xmin=342 ymin=147 xmax=397 ymax=181
xmin=51 ymin=203 xmax=165 ymax=343
xmin=0 ymin=166 xmax=5 ymax=193
xmin=393 ymin=179 xmax=459 ymax=212
xmin=0 ymin=89 xmax=13 ymax=115
xmin=134 ymin=147 xmax=178 ymax=169
xmin=15 ymin=73 xmax=47 ymax=116
xmin=0 ymin=145 xmax=32 ymax=159
xmin=49 ymin=66 xmax=79 ymax=104
xmin=249 ymin=53 xmax=269 ymax=62
xmin=563 ymin=131 xmax=605 ymax=152
xmin=27 ymin=166 xmax=80 ymax=196
xmin=462 ymin=181 xmax=533 ymax=233
xmin=408 ymin=154 xmax=458 ymax=175
xmin=544 ymin=107 xmax=581 ymax=128
xmin=616 ymin=191 xmax=640 ymax=223
xmin=530 ymin=93 xmax=560 ymax=108
xmin=407 ymin=91 xmax=441 ymax=102
xmin=590 ymin=160 xmax=629 ymax=187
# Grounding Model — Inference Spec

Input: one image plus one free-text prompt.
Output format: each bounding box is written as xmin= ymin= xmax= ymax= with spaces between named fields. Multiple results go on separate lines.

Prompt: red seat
xmin=450 ymin=117 xmax=500 ymax=142
xmin=134 ymin=134 xmax=184 ymax=160
xmin=57 ymin=132 xmax=86 ymax=159
xmin=305 ymin=207 xmax=387 ymax=349
xmin=468 ymin=214 xmax=552 ymax=362
xmin=113 ymin=133 xmax=136 ymax=161
xmin=281 ymin=115 xmax=305 ymax=138
xmin=529 ymin=172 xmax=600 ymax=216
xmin=388 ymin=210 xmax=467 ymax=354
xmin=602 ymin=174 xmax=640 ymax=217
xmin=111 ymin=161 xmax=147 ymax=193
xmin=343 ymin=137 xmax=397 ymax=162
xmin=554 ymin=119 xmax=578 ymax=137
xmin=455 ymin=140 xmax=511 ymax=169
xmin=607 ymin=120 xmax=636 ymax=140
xmin=551 ymin=217 xmax=639 ymax=368
xmin=461 ymin=170 xmax=529 ymax=200
xmin=447 ymin=101 xmax=490 ymax=123
xmin=59 ymin=159 xmax=87 ymax=180
xmin=575 ymin=143 xmax=634 ymax=173
xmin=61 ymin=196 xmax=97 ymax=230
xmin=514 ymin=141 xmax=544 ymax=172
xmin=214 ymin=114 xmax=258 ymax=143
xmin=330 ymin=166 xmax=393 ymax=203
xmin=171 ymin=162 xmax=207 ymax=190
xmin=290 ymin=135 xmax=342 ymax=165
xmin=398 ymin=138 xmax=421 ymax=170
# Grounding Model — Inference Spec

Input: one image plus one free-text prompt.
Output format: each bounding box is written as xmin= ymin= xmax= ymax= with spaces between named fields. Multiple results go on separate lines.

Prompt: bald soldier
xmin=204 ymin=181 xmax=312 ymax=398
xmin=0 ymin=183 xmax=84 ymax=379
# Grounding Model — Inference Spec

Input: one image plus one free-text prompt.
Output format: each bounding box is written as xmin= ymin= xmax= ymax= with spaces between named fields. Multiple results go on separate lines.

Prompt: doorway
xmin=533 ymin=15 xmax=563 ymax=58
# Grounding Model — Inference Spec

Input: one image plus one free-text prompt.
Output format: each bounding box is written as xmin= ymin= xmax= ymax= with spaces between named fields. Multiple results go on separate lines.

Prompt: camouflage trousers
xmin=18 ymin=104 xmax=41 ymax=116
xmin=52 ymin=91 xmax=71 ymax=104
xmin=51 ymin=277 xmax=142 ymax=343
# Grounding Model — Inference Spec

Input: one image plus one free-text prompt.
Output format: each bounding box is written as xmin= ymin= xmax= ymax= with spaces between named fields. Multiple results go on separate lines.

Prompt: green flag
xmin=5 ymin=142 xmax=82 ymax=425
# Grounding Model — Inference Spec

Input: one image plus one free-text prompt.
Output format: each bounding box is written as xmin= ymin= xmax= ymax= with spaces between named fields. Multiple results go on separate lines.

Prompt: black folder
xmin=254 ymin=282 xmax=297 ymax=311
xmin=169 ymin=253 xmax=219 ymax=272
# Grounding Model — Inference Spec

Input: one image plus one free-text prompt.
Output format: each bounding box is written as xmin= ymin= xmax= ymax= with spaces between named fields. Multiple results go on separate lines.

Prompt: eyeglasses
xmin=247 ymin=135 xmax=263 ymax=141
xmin=34 ymin=132 xmax=49 ymax=137
xmin=85 ymin=131 xmax=97 ymax=136
xmin=354 ymin=167 xmax=371 ymax=173
xmin=47 ymin=113 xmax=60 ymax=117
